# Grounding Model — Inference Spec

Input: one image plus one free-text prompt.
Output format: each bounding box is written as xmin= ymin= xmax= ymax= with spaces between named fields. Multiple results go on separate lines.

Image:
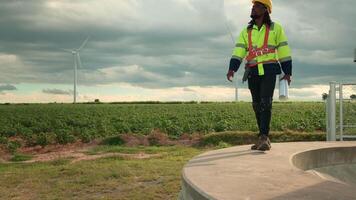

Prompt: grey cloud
xmin=42 ymin=88 xmax=73 ymax=95
xmin=275 ymin=0 xmax=356 ymax=66
xmin=0 ymin=84 xmax=17 ymax=92
xmin=0 ymin=0 xmax=355 ymax=91
xmin=0 ymin=0 xmax=231 ymax=87
xmin=290 ymin=61 xmax=356 ymax=88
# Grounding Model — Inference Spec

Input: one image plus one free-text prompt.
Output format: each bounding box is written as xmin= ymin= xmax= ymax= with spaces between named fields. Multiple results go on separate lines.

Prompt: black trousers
xmin=248 ymin=74 xmax=276 ymax=136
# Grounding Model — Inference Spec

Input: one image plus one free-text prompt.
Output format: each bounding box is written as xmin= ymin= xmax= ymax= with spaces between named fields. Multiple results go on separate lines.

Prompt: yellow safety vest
xmin=232 ymin=22 xmax=292 ymax=75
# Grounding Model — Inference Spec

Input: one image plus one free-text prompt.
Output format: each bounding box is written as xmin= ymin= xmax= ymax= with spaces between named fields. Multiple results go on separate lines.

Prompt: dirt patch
xmin=118 ymin=131 xmax=202 ymax=147
xmin=18 ymin=140 xmax=100 ymax=155
xmin=0 ymin=140 xmax=161 ymax=164
xmin=120 ymin=134 xmax=149 ymax=147
xmin=177 ymin=133 xmax=202 ymax=146
xmin=0 ymin=132 xmax=203 ymax=164
xmin=0 ymin=146 xmax=11 ymax=161
xmin=21 ymin=151 xmax=161 ymax=164
xmin=71 ymin=152 xmax=161 ymax=164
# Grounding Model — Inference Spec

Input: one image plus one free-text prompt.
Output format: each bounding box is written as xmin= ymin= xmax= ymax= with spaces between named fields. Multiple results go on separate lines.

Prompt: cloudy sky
xmin=0 ymin=0 xmax=355 ymax=103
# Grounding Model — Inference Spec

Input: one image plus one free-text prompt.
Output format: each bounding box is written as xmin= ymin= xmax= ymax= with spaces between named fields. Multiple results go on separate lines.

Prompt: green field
xmin=0 ymin=102 xmax=355 ymax=199
xmin=0 ymin=145 xmax=206 ymax=200
xmin=0 ymin=102 xmax=333 ymax=148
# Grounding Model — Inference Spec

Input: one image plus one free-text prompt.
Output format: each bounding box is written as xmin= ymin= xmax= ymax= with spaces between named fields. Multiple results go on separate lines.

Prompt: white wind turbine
xmin=223 ymin=5 xmax=239 ymax=102
xmin=62 ymin=37 xmax=89 ymax=103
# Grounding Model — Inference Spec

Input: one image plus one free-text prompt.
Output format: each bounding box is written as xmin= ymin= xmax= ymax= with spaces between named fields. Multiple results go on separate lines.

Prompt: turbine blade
xmin=78 ymin=36 xmax=90 ymax=51
xmin=222 ymin=2 xmax=235 ymax=45
xmin=61 ymin=48 xmax=73 ymax=53
xmin=77 ymin=53 xmax=83 ymax=68
xmin=224 ymin=20 xmax=235 ymax=45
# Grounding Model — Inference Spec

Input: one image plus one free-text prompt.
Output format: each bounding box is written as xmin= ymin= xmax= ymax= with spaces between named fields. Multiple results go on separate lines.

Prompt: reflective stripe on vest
xmin=246 ymin=25 xmax=277 ymax=68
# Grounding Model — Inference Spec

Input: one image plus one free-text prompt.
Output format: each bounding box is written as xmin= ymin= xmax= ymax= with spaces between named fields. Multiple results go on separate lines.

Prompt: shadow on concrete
xmin=186 ymin=149 xmax=265 ymax=167
xmin=312 ymin=164 xmax=356 ymax=186
xmin=184 ymin=163 xmax=216 ymax=168
xmin=268 ymin=181 xmax=356 ymax=200
xmin=194 ymin=149 xmax=252 ymax=159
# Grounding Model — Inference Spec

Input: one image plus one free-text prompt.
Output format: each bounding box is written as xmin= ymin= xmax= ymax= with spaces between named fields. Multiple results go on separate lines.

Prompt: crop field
xmin=1 ymin=101 xmax=349 ymax=149
xmin=0 ymin=102 xmax=355 ymax=199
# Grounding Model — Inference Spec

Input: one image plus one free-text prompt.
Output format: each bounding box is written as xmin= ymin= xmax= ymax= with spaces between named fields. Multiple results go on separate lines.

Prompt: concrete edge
xmin=179 ymin=142 xmax=356 ymax=200
xmin=179 ymin=167 xmax=217 ymax=200
xmin=291 ymin=146 xmax=356 ymax=170
xmin=308 ymin=170 xmax=350 ymax=185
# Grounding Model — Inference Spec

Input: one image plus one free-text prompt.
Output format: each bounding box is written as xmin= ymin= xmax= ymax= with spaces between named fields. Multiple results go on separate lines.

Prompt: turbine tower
xmin=223 ymin=3 xmax=238 ymax=101
xmin=62 ymin=37 xmax=89 ymax=103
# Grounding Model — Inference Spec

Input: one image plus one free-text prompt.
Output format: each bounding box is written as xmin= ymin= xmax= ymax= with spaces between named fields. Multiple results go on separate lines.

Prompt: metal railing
xmin=326 ymin=82 xmax=356 ymax=141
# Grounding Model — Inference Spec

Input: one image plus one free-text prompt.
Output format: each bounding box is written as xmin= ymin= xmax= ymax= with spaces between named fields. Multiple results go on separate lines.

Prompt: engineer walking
xmin=227 ymin=0 xmax=292 ymax=151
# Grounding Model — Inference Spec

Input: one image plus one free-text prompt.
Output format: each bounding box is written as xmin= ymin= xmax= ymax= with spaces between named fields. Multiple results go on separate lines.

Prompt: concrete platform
xmin=179 ymin=142 xmax=356 ymax=200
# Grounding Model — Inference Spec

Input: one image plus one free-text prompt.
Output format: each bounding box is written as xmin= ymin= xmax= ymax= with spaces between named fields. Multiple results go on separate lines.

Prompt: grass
xmin=9 ymin=153 xmax=33 ymax=162
xmin=0 ymin=145 xmax=206 ymax=200
xmin=0 ymin=101 xmax=353 ymax=198
xmin=199 ymin=131 xmax=326 ymax=146
xmin=86 ymin=145 xmax=179 ymax=155
xmin=0 ymin=130 xmax=342 ymax=199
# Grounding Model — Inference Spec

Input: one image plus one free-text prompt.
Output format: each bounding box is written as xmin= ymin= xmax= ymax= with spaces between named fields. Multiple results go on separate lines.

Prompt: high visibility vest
xmin=231 ymin=22 xmax=292 ymax=76
xmin=246 ymin=25 xmax=277 ymax=66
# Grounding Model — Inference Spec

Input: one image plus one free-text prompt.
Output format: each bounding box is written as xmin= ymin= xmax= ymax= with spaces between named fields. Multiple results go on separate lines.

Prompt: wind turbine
xmin=62 ymin=37 xmax=89 ymax=103
xmin=223 ymin=5 xmax=239 ymax=101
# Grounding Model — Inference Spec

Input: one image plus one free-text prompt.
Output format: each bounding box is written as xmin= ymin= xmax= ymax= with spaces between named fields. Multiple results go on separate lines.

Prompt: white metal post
xmin=327 ymin=88 xmax=330 ymax=141
xmin=325 ymin=97 xmax=329 ymax=141
xmin=328 ymin=82 xmax=337 ymax=141
xmin=339 ymin=83 xmax=343 ymax=141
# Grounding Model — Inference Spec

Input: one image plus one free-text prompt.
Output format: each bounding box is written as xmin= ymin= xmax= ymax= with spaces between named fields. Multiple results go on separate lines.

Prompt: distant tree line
xmin=322 ymin=93 xmax=356 ymax=100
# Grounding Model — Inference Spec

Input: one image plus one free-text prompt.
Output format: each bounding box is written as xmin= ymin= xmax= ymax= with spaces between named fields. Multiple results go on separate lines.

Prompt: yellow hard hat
xmin=252 ymin=0 xmax=272 ymax=14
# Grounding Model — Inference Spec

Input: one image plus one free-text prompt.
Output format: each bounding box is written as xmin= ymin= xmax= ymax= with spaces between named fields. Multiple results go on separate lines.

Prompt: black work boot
xmin=257 ymin=135 xmax=271 ymax=151
xmin=251 ymin=134 xmax=264 ymax=150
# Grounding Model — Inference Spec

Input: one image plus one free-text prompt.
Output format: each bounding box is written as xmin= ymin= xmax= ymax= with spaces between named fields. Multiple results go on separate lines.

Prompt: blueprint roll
xmin=279 ymin=74 xmax=289 ymax=100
